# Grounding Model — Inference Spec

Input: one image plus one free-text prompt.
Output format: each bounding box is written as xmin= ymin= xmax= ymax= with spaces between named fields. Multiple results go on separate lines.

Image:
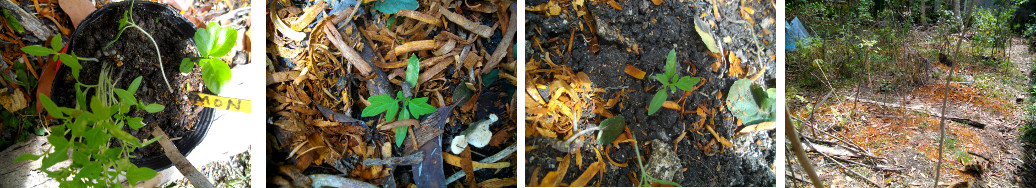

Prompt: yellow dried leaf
xmin=570 ymin=162 xmax=603 ymax=186
xmin=728 ymin=52 xmax=743 ymax=78
xmin=624 ymin=64 xmax=646 ymax=79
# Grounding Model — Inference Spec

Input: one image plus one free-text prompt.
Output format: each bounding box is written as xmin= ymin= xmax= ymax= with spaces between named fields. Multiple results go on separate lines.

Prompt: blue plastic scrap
xmin=785 ymin=17 xmax=811 ymax=51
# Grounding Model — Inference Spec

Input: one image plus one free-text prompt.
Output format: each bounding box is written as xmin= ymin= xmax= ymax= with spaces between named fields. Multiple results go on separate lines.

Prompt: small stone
xmin=644 ymin=139 xmax=683 ymax=183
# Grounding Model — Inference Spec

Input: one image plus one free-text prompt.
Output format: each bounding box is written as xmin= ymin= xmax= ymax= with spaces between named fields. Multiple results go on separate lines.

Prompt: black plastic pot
xmin=56 ymin=1 xmax=214 ymax=171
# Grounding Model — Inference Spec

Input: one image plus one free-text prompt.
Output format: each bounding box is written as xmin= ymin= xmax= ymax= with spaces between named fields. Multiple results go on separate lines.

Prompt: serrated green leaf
xmin=201 ymin=58 xmax=232 ymax=94
xmin=398 ymin=106 xmax=410 ymax=121
xmin=59 ymin=53 xmax=82 ymax=71
xmin=41 ymin=148 xmax=68 ymax=169
xmin=110 ymin=128 xmax=141 ymax=148
xmin=127 ymin=76 xmax=142 ymax=94
xmin=85 ymin=127 xmax=108 ymax=150
xmin=89 ymin=96 xmax=108 ymax=116
xmin=21 ymin=46 xmax=55 ymax=57
xmin=125 ymin=166 xmax=157 ymax=184
xmin=407 ymin=53 xmax=420 ymax=88
xmin=694 ymin=19 xmax=720 ymax=53
xmin=648 ymin=89 xmax=667 ymax=115
xmin=143 ymin=104 xmax=164 ymax=113
xmin=179 ymin=58 xmax=195 ymax=73
xmin=675 ymin=76 xmax=699 ymax=91
xmin=114 ymin=89 xmax=137 ymax=105
xmin=361 ymin=94 xmax=399 ymax=120
xmin=373 ymin=0 xmax=419 ymax=14
xmin=39 ymin=94 xmax=64 ymax=119
xmin=665 ymin=49 xmax=677 ymax=79
xmin=597 ymin=115 xmax=625 ymax=144
xmin=407 ymin=97 xmax=436 ymax=117
xmin=128 ymin=117 xmax=145 ymax=129
xmin=47 ymin=130 xmax=69 ymax=149
xmin=15 ymin=154 xmax=40 ymax=162
xmin=395 ymin=126 xmax=407 ymax=147
xmin=76 ymin=162 xmax=103 ymax=180
xmin=656 ymin=73 xmax=670 ymax=85
xmin=50 ymin=36 xmax=62 ymax=51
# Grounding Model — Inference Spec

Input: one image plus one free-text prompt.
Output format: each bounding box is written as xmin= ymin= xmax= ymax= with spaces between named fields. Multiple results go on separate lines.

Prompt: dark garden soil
xmin=525 ymin=0 xmax=776 ymax=186
xmin=51 ymin=1 xmax=206 ymax=169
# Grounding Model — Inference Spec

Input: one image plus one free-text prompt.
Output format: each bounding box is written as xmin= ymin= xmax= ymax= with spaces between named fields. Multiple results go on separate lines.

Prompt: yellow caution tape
xmin=190 ymin=93 xmax=251 ymax=113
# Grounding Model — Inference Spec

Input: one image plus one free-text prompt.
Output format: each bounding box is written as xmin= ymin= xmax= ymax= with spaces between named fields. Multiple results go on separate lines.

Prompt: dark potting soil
xmin=51 ymin=2 xmax=204 ymax=167
xmin=525 ymin=0 xmax=776 ymax=186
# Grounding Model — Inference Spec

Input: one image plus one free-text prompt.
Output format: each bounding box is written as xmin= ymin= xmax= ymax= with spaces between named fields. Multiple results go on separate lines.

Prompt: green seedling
xmin=18 ymin=75 xmax=164 ymax=187
xmin=180 ymin=22 xmax=237 ymax=94
xmin=551 ymin=115 xmax=626 ymax=152
xmin=648 ymin=49 xmax=700 ymax=115
xmin=21 ymin=35 xmax=97 ymax=80
xmin=362 ymin=91 xmax=435 ymax=147
xmin=725 ymin=78 xmax=776 ymax=126
xmin=106 ymin=1 xmax=172 ymax=93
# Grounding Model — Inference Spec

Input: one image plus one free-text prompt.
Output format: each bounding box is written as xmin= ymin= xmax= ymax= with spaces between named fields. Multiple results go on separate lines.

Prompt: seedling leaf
xmin=15 ymin=154 xmax=41 ymax=162
xmin=725 ymin=79 xmax=775 ymax=126
xmin=648 ymin=89 xmax=667 ymax=115
xmin=407 ymin=97 xmax=436 ymax=117
xmin=39 ymin=94 xmax=64 ymax=119
xmin=407 ymin=53 xmax=419 ymax=88
xmin=209 ymin=25 xmax=238 ymax=57
xmin=665 ymin=49 xmax=677 ymax=79
xmin=22 ymin=46 xmax=55 ymax=56
xmin=597 ymin=115 xmax=626 ymax=144
xmin=676 ymin=76 xmax=699 ymax=91
xmin=179 ymin=58 xmax=195 ymax=73
xmin=143 ymin=104 xmax=164 ymax=113
xmin=200 ymin=58 xmax=232 ymax=94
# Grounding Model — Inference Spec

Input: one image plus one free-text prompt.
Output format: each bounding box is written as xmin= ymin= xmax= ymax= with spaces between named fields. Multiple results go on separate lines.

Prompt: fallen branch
xmin=362 ymin=152 xmax=424 ymax=166
xmin=482 ymin=4 xmax=516 ymax=75
xmin=445 ymin=144 xmax=516 ymax=184
xmin=802 ymin=136 xmax=882 ymax=187
xmin=845 ymin=96 xmax=986 ymax=129
xmin=152 ymin=128 xmax=214 ymax=188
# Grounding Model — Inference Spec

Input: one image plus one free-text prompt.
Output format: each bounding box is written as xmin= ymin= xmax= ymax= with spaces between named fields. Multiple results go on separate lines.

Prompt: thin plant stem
xmin=125 ymin=24 xmax=172 ymax=93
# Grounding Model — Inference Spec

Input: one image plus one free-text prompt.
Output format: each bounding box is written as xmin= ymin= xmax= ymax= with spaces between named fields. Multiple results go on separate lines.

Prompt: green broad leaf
xmin=47 ymin=130 xmax=69 ymax=149
xmin=373 ymin=0 xmax=418 ymax=14
xmin=110 ymin=128 xmax=141 ymax=148
xmin=128 ymin=117 xmax=145 ymax=129
xmin=114 ymin=89 xmax=137 ymax=105
xmin=59 ymin=53 xmax=82 ymax=71
xmin=128 ymin=76 xmax=143 ymax=94
xmin=407 ymin=53 xmax=420 ymax=88
xmin=482 ymin=69 xmax=500 ymax=87
xmin=41 ymin=148 xmax=68 ymax=169
xmin=648 ymin=89 xmax=667 ymax=115
xmin=125 ymin=167 xmax=157 ymax=185
xmin=50 ymin=35 xmax=62 ymax=51
xmin=76 ymin=162 xmax=103 ymax=180
xmin=407 ymin=97 xmax=436 ymax=117
xmin=14 ymin=154 xmax=40 ymax=162
xmin=209 ymin=25 xmax=238 ymax=58
xmin=694 ymin=18 xmax=720 ymax=53
xmin=179 ymin=58 xmax=195 ymax=73
xmin=725 ymin=79 xmax=775 ymax=126
xmin=665 ymin=49 xmax=677 ymax=79
xmin=21 ymin=46 xmax=55 ymax=57
xmin=195 ymin=22 xmax=216 ymax=56
xmin=85 ymin=127 xmax=109 ymax=150
xmin=3 ymin=10 xmax=24 ymax=33
xmin=398 ymin=106 xmax=410 ymax=121
xmin=596 ymin=115 xmax=625 ymax=144
xmin=143 ymin=104 xmax=164 ymax=113
xmin=675 ymin=76 xmax=700 ymax=91
xmin=39 ymin=94 xmax=64 ymax=118
xmin=656 ymin=73 xmax=670 ymax=85
xmin=361 ymin=94 xmax=400 ymax=121
xmin=395 ymin=126 xmax=407 ymax=147
xmin=89 ymin=96 xmax=109 ymax=116
xmin=72 ymin=150 xmax=88 ymax=164
xmin=201 ymin=58 xmax=232 ymax=94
